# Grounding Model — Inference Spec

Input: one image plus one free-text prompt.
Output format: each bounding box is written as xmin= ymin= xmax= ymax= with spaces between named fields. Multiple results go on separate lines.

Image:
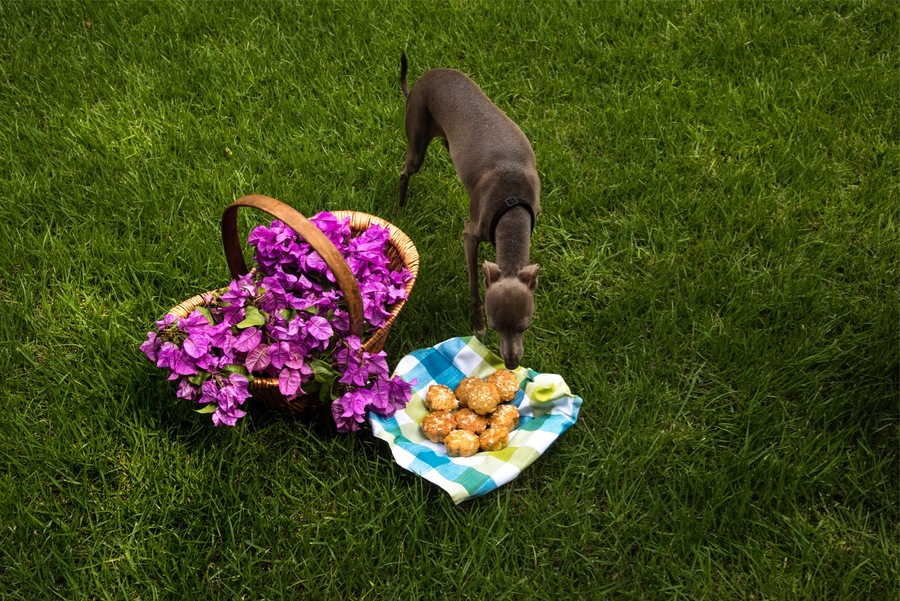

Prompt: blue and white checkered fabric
xmin=370 ymin=336 xmax=581 ymax=503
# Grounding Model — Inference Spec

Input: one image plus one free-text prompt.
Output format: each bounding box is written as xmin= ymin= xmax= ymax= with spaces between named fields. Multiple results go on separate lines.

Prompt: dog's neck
xmin=493 ymin=207 xmax=532 ymax=275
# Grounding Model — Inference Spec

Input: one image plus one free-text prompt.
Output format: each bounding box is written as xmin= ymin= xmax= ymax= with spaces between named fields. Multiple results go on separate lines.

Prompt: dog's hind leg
xmin=398 ymin=93 xmax=437 ymax=210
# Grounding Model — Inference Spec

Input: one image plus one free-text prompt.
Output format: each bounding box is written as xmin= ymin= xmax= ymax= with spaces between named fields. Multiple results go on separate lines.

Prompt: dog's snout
xmin=499 ymin=334 xmax=525 ymax=370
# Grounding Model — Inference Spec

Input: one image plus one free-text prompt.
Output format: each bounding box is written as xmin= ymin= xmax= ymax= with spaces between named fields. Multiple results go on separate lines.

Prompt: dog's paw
xmin=473 ymin=324 xmax=486 ymax=339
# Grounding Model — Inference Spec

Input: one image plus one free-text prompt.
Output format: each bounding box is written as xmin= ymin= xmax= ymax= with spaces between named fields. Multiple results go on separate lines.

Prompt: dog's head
xmin=483 ymin=261 xmax=539 ymax=369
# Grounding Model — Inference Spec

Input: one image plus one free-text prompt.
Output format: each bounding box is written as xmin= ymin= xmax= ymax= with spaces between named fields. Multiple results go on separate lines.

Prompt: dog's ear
xmin=483 ymin=261 xmax=502 ymax=288
xmin=518 ymin=264 xmax=539 ymax=291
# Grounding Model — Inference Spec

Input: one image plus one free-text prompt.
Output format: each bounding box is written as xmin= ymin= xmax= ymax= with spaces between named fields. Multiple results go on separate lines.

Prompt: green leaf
xmin=195 ymin=404 xmax=217 ymax=414
xmin=236 ymin=305 xmax=267 ymax=329
xmin=307 ymin=359 xmax=337 ymax=401
xmin=195 ymin=306 xmax=214 ymax=325
xmin=188 ymin=371 xmax=211 ymax=386
xmin=310 ymin=359 xmax=337 ymax=383
xmin=320 ymin=380 xmax=337 ymax=403
xmin=224 ymin=364 xmax=249 ymax=377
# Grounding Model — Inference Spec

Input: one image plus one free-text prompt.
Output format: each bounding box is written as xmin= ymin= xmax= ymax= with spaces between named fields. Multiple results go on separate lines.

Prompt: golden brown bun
xmin=479 ymin=426 xmax=510 ymax=452
xmin=467 ymin=381 xmax=501 ymax=416
xmin=454 ymin=408 xmax=489 ymax=434
xmin=453 ymin=377 xmax=480 ymax=409
xmin=444 ymin=430 xmax=480 ymax=457
xmin=424 ymin=384 xmax=458 ymax=412
xmin=489 ymin=403 xmax=520 ymax=430
xmin=486 ymin=369 xmax=519 ymax=402
xmin=421 ymin=411 xmax=457 ymax=443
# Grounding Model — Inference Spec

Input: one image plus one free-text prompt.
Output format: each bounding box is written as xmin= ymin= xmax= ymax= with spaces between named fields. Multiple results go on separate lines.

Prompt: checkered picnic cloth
xmin=370 ymin=336 xmax=582 ymax=504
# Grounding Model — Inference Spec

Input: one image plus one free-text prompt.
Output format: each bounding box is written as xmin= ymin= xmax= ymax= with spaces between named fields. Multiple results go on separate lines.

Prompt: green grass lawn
xmin=1 ymin=0 xmax=897 ymax=598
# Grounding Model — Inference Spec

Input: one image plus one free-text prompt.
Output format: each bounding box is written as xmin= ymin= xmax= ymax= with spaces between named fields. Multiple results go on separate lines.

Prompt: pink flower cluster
xmin=141 ymin=213 xmax=414 ymax=431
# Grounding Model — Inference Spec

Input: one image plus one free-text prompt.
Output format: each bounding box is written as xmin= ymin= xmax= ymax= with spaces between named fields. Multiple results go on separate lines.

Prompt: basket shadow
xmin=125 ymin=364 xmax=340 ymax=447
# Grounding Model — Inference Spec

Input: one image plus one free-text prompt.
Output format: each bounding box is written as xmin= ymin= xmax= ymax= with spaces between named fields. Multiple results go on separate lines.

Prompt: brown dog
xmin=397 ymin=54 xmax=540 ymax=369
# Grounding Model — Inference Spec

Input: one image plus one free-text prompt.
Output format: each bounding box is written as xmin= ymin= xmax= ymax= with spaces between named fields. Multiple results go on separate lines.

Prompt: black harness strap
xmin=489 ymin=197 xmax=535 ymax=246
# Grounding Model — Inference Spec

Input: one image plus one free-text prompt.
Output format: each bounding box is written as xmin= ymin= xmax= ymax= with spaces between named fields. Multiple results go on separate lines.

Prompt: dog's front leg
xmin=463 ymin=222 xmax=485 ymax=338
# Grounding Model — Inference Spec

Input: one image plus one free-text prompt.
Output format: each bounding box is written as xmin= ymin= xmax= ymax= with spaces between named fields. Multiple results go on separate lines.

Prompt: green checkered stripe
xmin=370 ymin=336 xmax=582 ymax=504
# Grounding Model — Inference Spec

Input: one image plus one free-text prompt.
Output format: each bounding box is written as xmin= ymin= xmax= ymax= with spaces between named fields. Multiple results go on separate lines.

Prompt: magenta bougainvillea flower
xmin=140 ymin=213 xmax=414 ymax=432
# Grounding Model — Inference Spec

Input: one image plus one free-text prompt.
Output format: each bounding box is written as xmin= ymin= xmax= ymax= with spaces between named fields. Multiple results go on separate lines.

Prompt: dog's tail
xmin=400 ymin=52 xmax=410 ymax=99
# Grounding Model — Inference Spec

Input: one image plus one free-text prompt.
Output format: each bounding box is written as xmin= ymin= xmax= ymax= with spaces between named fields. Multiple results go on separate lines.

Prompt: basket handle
xmin=221 ymin=194 xmax=364 ymax=339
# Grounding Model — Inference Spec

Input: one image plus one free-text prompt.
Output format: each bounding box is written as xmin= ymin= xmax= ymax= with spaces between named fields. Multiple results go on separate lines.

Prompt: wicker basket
xmin=166 ymin=194 xmax=419 ymax=414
